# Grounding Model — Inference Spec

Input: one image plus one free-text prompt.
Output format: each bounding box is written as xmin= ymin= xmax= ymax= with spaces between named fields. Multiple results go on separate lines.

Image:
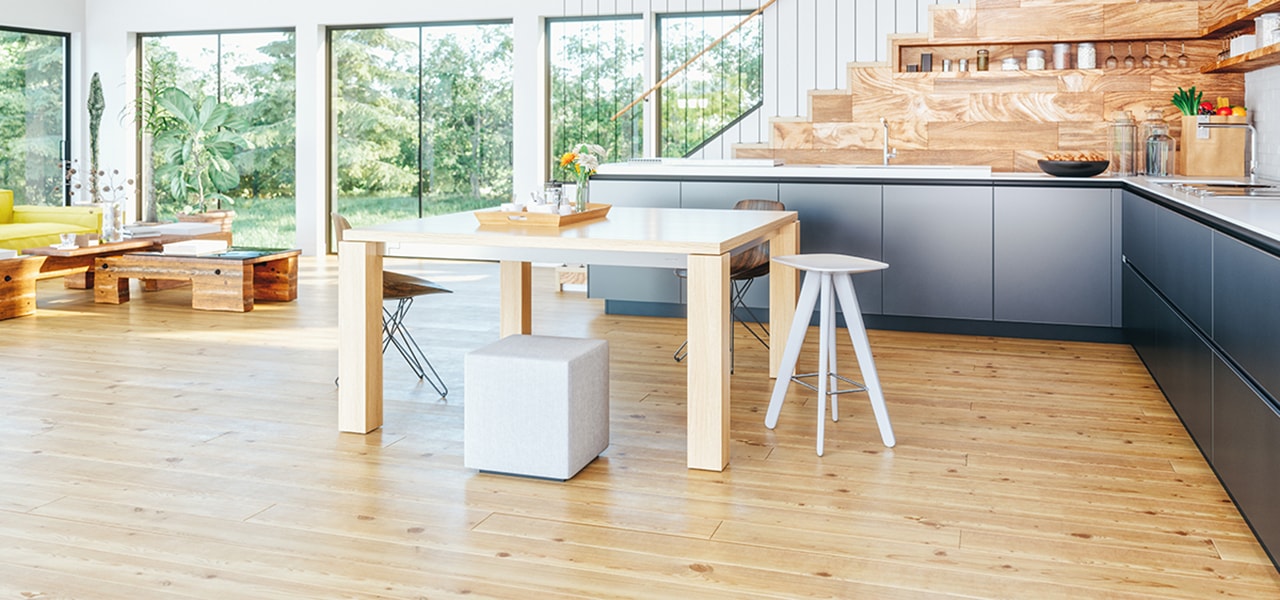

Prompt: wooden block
xmin=929 ymin=5 xmax=977 ymax=39
xmin=191 ymin=264 xmax=253 ymax=312
xmin=1058 ymin=121 xmax=1110 ymax=150
xmin=968 ymin=92 xmax=1104 ymax=122
xmin=847 ymin=67 xmax=932 ymax=95
xmin=933 ymin=72 xmax=1060 ymax=94
xmin=978 ymin=5 xmax=1104 ymax=40
xmin=851 ymin=93 xmax=968 ymax=124
xmin=92 ymin=260 xmax=129 ymax=305
xmin=0 ymin=256 xmax=44 ymax=320
xmin=772 ymin=122 xmax=814 ymax=149
xmin=253 ymin=255 xmax=299 ymax=302
xmin=810 ymin=123 xmax=877 ymax=149
xmin=1199 ymin=0 xmax=1247 ymax=32
xmin=1058 ymin=72 xmax=1154 ymax=93
xmin=928 ymin=121 xmax=1058 ymax=150
xmin=1104 ymin=2 xmax=1201 ymax=38
xmin=810 ymin=93 xmax=852 ymax=123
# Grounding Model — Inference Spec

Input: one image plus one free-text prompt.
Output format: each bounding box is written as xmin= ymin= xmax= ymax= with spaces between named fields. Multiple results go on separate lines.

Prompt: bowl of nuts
xmin=1037 ymin=153 xmax=1109 ymax=178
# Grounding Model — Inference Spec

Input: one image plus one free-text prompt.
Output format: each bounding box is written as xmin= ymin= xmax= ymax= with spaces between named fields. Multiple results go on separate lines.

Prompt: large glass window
xmin=658 ymin=12 xmax=763 ymax=158
xmin=0 ymin=27 xmax=68 ymax=206
xmin=140 ymin=30 xmax=296 ymax=247
xmin=331 ymin=22 xmax=513 ymax=233
xmin=547 ymin=17 xmax=645 ymax=166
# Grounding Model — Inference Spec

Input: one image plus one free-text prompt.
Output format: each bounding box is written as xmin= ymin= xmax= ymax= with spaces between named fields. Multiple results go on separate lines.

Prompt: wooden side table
xmin=0 ymin=255 xmax=47 ymax=320
xmin=93 ymin=249 xmax=301 ymax=312
xmin=23 ymin=239 xmax=160 ymax=289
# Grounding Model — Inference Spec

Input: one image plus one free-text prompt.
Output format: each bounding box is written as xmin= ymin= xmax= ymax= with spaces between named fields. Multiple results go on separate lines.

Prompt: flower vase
xmin=102 ymin=201 xmax=125 ymax=243
xmin=575 ymin=179 xmax=590 ymax=213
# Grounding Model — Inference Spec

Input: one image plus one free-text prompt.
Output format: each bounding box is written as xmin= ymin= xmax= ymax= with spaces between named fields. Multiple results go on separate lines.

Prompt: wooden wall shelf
xmin=1201 ymin=0 xmax=1280 ymax=38
xmin=1203 ymin=43 xmax=1280 ymax=73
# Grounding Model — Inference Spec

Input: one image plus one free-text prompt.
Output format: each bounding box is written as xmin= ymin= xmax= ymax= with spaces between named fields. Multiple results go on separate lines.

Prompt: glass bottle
xmin=976 ymin=49 xmax=989 ymax=71
xmin=1137 ymin=110 xmax=1165 ymax=175
xmin=1145 ymin=122 xmax=1176 ymax=177
xmin=1107 ymin=111 xmax=1138 ymax=176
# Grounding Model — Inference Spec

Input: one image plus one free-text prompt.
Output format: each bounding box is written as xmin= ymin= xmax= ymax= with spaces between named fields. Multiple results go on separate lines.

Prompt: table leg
xmin=253 ymin=255 xmax=299 ymax=302
xmin=686 ymin=252 xmax=731 ymax=471
xmin=768 ymin=220 xmax=801 ymax=378
xmin=0 ymin=257 xmax=42 ymax=320
xmin=64 ymin=270 xmax=92 ymax=290
xmin=499 ymin=260 xmax=532 ymax=337
xmin=93 ymin=260 xmax=129 ymax=304
xmin=338 ymin=240 xmax=385 ymax=433
xmin=191 ymin=264 xmax=253 ymax=312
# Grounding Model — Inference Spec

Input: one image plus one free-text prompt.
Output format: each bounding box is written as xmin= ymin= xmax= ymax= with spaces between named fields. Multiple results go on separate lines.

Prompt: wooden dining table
xmin=337 ymin=206 xmax=799 ymax=471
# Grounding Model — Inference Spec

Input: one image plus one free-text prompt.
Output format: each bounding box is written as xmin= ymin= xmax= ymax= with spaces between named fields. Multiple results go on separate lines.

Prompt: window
xmin=140 ymin=30 xmax=296 ymax=247
xmin=0 ymin=27 xmax=68 ymax=206
xmin=658 ymin=12 xmax=763 ymax=158
xmin=547 ymin=17 xmax=645 ymax=166
xmin=331 ymin=22 xmax=513 ymax=233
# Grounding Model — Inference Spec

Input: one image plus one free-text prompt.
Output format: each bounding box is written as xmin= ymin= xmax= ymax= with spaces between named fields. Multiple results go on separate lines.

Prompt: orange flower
xmin=559 ymin=152 xmax=577 ymax=168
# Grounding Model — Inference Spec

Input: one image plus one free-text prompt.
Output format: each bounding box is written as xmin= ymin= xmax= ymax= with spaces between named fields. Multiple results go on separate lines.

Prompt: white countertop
xmin=597 ymin=161 xmax=1280 ymax=247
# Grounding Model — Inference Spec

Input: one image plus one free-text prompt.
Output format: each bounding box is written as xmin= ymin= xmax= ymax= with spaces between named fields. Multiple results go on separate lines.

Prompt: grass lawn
xmin=160 ymin=195 xmax=501 ymax=249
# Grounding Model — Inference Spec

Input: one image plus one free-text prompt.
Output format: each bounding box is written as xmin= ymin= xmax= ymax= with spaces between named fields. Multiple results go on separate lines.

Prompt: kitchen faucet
xmin=881 ymin=117 xmax=897 ymax=165
xmin=1196 ymin=121 xmax=1258 ymax=183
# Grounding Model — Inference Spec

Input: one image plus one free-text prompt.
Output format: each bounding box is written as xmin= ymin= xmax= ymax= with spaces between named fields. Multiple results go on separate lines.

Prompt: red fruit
xmin=1216 ymin=106 xmax=1234 ymax=116
xmin=1200 ymin=101 xmax=1215 ymax=112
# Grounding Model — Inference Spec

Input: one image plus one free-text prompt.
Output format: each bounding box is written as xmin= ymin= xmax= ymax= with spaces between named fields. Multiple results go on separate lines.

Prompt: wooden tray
xmin=474 ymin=203 xmax=611 ymax=227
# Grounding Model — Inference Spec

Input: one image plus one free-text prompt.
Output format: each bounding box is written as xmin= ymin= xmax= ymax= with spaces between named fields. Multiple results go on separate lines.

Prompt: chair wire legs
xmin=382 ymin=296 xmax=448 ymax=398
xmin=672 ymin=278 xmax=769 ymax=374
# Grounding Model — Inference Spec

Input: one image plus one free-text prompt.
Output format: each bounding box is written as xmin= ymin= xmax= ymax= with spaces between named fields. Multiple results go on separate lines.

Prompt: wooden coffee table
xmin=0 ymin=255 xmax=46 ymax=320
xmin=93 ymin=248 xmax=301 ymax=312
xmin=23 ymin=239 xmax=161 ymax=289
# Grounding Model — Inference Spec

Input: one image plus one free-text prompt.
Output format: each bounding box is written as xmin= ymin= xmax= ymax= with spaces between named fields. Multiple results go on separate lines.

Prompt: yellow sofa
xmin=0 ymin=189 xmax=102 ymax=251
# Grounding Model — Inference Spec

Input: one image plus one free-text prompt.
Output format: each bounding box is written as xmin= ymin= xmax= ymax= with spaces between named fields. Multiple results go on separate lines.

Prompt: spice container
xmin=1001 ymin=57 xmax=1020 ymax=71
xmin=942 ymin=59 xmax=953 ymax=72
xmin=1077 ymin=42 xmax=1097 ymax=69
xmin=1026 ymin=49 xmax=1046 ymax=70
xmin=1052 ymin=43 xmax=1071 ymax=69
xmin=1108 ymin=110 xmax=1138 ymax=176
xmin=959 ymin=58 xmax=969 ymax=71
xmin=976 ymin=49 xmax=989 ymax=71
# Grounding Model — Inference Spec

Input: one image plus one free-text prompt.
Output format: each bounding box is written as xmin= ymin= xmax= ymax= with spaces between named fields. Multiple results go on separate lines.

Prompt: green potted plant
xmin=152 ymin=86 xmax=250 ymax=232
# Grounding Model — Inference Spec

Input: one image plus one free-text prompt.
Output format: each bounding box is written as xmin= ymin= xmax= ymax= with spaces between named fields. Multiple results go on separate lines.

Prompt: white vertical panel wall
xmin=75 ymin=0 xmax=960 ymax=252
xmin=1245 ymin=66 xmax=1280 ymax=180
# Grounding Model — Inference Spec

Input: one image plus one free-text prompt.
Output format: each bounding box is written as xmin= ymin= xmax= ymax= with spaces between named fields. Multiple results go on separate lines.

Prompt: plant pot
xmin=178 ymin=209 xmax=236 ymax=233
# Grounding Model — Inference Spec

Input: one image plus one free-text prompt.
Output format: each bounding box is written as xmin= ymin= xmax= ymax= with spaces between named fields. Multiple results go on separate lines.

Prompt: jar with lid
xmin=976 ymin=49 xmax=989 ymax=71
xmin=1137 ymin=110 xmax=1165 ymax=174
xmin=1258 ymin=13 xmax=1280 ymax=47
xmin=1052 ymin=43 xmax=1072 ymax=69
xmin=1026 ymin=49 xmax=1046 ymax=70
xmin=1001 ymin=57 xmax=1020 ymax=71
xmin=1108 ymin=111 xmax=1138 ymax=176
xmin=1145 ymin=122 xmax=1176 ymax=177
xmin=1077 ymin=42 xmax=1097 ymax=69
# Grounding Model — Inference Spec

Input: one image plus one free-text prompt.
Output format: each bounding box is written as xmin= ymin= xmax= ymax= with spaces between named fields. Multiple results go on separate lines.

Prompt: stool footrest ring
xmin=790 ymin=372 xmax=867 ymax=396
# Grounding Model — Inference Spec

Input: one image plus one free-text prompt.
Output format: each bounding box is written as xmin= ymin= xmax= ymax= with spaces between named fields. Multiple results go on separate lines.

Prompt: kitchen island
xmin=592 ymin=161 xmax=1280 ymax=567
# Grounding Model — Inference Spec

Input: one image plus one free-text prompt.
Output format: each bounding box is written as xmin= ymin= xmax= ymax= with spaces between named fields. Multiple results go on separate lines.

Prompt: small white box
xmin=1231 ymin=34 xmax=1257 ymax=57
xmin=0 ymin=248 xmax=18 ymax=259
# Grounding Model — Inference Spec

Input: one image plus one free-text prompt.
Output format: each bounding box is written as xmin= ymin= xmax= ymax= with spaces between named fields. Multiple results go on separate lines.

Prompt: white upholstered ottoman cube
xmin=464 ymin=335 xmax=609 ymax=480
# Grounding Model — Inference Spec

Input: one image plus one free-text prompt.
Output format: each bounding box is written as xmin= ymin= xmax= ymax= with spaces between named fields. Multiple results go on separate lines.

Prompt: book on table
xmin=161 ymin=239 xmax=229 ymax=256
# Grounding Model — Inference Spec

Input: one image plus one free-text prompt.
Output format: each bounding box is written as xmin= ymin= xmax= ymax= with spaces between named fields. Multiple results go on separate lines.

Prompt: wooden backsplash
xmin=736 ymin=0 xmax=1248 ymax=172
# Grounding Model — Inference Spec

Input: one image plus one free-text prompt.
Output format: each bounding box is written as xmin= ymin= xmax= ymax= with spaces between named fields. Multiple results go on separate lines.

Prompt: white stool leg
xmin=815 ymin=273 xmax=833 ymax=456
xmin=765 ymin=270 xmax=822 ymax=429
xmin=833 ymin=273 xmax=896 ymax=447
xmin=825 ymin=282 xmax=839 ymax=423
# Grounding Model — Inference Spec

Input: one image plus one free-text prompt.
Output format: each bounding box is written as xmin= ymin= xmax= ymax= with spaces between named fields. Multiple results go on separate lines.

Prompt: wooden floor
xmin=3 ymin=257 xmax=1279 ymax=599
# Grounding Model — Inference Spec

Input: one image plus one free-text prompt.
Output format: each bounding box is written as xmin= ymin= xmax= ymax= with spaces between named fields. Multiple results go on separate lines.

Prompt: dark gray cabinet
xmin=1153 ymin=208 xmax=1213 ymax=333
xmin=882 ymin=185 xmax=993 ymax=320
xmin=1213 ymin=355 xmax=1280 ymax=557
xmin=678 ymin=181 xmax=781 ymax=308
xmin=1213 ymin=232 xmax=1280 ymax=397
xmin=779 ymin=183 xmax=883 ymax=314
xmin=587 ymin=180 xmax=682 ymax=304
xmin=994 ymin=186 xmax=1113 ymax=326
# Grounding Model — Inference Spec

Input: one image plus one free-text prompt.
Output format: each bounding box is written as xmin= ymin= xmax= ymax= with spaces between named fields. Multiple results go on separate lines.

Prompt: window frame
xmin=0 ymin=24 xmax=71 ymax=206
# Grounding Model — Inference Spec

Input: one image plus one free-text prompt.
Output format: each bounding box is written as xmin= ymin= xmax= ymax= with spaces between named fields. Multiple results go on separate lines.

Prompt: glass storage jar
xmin=1026 ymin=49 xmax=1046 ymax=70
xmin=1108 ymin=110 xmax=1138 ymax=176
xmin=976 ymin=49 xmax=989 ymax=71
xmin=1138 ymin=110 xmax=1165 ymax=175
xmin=1077 ymin=42 xmax=1097 ymax=69
xmin=1052 ymin=43 xmax=1071 ymax=69
xmin=1145 ymin=122 xmax=1176 ymax=177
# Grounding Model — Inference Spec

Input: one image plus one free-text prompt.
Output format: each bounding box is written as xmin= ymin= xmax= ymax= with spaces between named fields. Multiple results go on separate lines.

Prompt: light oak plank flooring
xmin=1 ymin=257 xmax=1277 ymax=599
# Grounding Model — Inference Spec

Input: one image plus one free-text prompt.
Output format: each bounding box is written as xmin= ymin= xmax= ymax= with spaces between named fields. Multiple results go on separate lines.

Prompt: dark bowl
xmin=1037 ymin=160 xmax=1110 ymax=178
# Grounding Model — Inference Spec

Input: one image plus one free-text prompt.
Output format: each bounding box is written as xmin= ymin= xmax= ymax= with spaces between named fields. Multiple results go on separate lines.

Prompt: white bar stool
xmin=765 ymin=253 xmax=896 ymax=455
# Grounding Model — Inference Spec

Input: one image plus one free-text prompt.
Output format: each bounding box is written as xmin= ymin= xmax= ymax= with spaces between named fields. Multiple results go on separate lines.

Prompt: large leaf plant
xmin=153 ymin=87 xmax=251 ymax=214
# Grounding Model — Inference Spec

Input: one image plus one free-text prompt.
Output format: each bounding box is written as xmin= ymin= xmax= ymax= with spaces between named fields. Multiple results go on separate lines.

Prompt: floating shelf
xmin=1201 ymin=0 xmax=1280 ymax=38
xmin=1203 ymin=43 xmax=1280 ymax=73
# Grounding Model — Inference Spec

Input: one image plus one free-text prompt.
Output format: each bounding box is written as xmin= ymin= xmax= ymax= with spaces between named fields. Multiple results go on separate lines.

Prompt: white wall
xmin=1246 ymin=66 xmax=1280 ymax=180
xmin=73 ymin=0 xmax=964 ymax=254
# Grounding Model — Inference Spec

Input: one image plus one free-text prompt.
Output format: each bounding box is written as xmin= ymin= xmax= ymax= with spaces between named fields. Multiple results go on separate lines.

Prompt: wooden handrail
xmin=611 ymin=0 xmax=777 ymax=121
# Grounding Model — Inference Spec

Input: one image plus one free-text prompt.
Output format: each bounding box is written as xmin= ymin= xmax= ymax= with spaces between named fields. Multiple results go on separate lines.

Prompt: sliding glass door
xmin=0 ymin=27 xmax=68 ymax=206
